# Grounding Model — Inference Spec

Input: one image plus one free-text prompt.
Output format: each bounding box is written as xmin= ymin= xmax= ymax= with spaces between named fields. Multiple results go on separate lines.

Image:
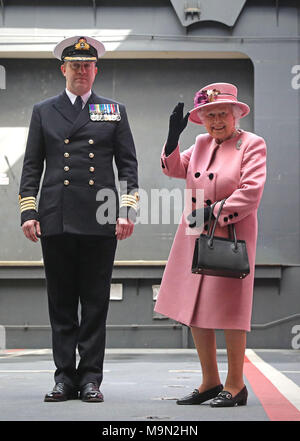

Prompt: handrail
xmin=0 ymin=260 xmax=168 ymax=266
xmin=0 ymin=261 xmax=297 ymax=267
xmin=3 ymin=314 xmax=300 ymax=331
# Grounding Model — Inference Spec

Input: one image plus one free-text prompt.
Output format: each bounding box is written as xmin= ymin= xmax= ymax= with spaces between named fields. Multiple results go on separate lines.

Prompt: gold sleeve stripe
xmin=20 ymin=201 xmax=36 ymax=208
xmin=121 ymin=194 xmax=139 ymax=202
xmin=120 ymin=193 xmax=139 ymax=211
xmin=120 ymin=198 xmax=138 ymax=204
xmin=121 ymin=193 xmax=139 ymax=199
xmin=19 ymin=201 xmax=35 ymax=206
xmin=20 ymin=206 xmax=37 ymax=213
xmin=121 ymin=197 xmax=137 ymax=204
xmin=19 ymin=201 xmax=37 ymax=208
xmin=120 ymin=201 xmax=137 ymax=208
xmin=19 ymin=196 xmax=37 ymax=212
xmin=121 ymin=198 xmax=137 ymax=204
xmin=19 ymin=196 xmax=36 ymax=203
xmin=120 ymin=194 xmax=139 ymax=200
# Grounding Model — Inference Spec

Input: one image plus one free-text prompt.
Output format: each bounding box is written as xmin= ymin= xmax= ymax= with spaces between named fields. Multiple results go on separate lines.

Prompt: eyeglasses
xmin=68 ymin=62 xmax=96 ymax=72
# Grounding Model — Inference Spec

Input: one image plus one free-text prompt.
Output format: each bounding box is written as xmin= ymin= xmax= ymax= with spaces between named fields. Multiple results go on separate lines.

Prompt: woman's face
xmin=201 ymin=104 xmax=236 ymax=141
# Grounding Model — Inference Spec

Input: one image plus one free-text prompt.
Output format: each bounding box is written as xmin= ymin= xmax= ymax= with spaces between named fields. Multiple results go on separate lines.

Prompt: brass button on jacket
xmin=89 ymin=139 xmax=94 ymax=144
xmin=64 ymin=139 xmax=70 ymax=144
xmin=64 ymin=180 xmax=70 ymax=186
xmin=64 ymin=166 xmax=70 ymax=172
xmin=89 ymin=167 xmax=95 ymax=172
xmin=64 ymin=152 xmax=70 ymax=158
xmin=89 ymin=180 xmax=94 ymax=186
xmin=89 ymin=153 xmax=94 ymax=158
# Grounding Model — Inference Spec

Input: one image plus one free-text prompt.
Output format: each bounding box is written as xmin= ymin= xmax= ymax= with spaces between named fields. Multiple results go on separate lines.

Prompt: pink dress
xmin=154 ymin=130 xmax=267 ymax=331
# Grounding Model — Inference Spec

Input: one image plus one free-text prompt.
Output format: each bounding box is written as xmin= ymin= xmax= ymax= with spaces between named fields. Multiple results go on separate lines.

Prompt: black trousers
xmin=41 ymin=233 xmax=117 ymax=389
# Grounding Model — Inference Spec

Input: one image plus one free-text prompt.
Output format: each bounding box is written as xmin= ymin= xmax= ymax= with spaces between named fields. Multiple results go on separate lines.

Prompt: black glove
xmin=187 ymin=207 xmax=213 ymax=228
xmin=165 ymin=103 xmax=190 ymax=156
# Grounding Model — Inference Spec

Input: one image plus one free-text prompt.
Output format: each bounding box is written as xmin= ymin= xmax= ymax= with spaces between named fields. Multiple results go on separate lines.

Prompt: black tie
xmin=73 ymin=95 xmax=83 ymax=114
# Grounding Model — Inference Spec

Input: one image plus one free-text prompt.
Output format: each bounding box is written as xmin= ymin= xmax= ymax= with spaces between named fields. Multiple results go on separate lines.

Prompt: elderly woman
xmin=155 ymin=83 xmax=266 ymax=407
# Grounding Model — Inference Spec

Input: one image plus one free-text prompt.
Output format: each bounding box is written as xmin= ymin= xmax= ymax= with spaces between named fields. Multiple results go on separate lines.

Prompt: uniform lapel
xmin=52 ymin=91 xmax=77 ymax=124
xmin=68 ymin=91 xmax=98 ymax=138
xmin=52 ymin=91 xmax=108 ymax=138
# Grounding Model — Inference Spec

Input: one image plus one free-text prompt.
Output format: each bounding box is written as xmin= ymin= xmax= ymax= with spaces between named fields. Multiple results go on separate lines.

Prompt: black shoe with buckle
xmin=210 ymin=385 xmax=248 ymax=407
xmin=44 ymin=382 xmax=78 ymax=402
xmin=176 ymin=384 xmax=223 ymax=405
xmin=80 ymin=382 xmax=104 ymax=403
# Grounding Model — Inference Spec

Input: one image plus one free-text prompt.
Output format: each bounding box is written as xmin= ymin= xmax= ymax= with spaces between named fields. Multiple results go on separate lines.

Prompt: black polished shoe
xmin=80 ymin=383 xmax=104 ymax=403
xmin=176 ymin=384 xmax=223 ymax=405
xmin=210 ymin=385 xmax=248 ymax=407
xmin=44 ymin=382 xmax=78 ymax=402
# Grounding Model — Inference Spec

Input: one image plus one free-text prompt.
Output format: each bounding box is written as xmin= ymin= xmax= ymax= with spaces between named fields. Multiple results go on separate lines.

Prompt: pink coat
xmin=154 ymin=130 xmax=267 ymax=331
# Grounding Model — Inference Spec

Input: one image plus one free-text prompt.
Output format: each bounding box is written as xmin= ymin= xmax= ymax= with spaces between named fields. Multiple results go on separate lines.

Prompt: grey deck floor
xmin=0 ymin=348 xmax=299 ymax=427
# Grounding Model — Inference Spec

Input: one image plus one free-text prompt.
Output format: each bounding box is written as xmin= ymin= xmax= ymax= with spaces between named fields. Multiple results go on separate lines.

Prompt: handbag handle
xmin=206 ymin=200 xmax=219 ymax=234
xmin=206 ymin=199 xmax=225 ymax=235
xmin=206 ymin=199 xmax=238 ymax=251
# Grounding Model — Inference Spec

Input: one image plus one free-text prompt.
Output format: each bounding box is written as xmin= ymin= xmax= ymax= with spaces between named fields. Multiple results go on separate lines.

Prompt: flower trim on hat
xmin=194 ymin=89 xmax=220 ymax=107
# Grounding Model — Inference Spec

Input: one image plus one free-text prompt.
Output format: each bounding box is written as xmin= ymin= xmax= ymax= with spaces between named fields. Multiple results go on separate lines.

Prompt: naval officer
xmin=19 ymin=36 xmax=139 ymax=402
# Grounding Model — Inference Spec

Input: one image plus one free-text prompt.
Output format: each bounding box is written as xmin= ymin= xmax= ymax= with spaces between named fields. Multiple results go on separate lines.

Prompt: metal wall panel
xmin=1 ymin=266 xmax=299 ymax=349
xmin=0 ymin=57 xmax=254 ymax=262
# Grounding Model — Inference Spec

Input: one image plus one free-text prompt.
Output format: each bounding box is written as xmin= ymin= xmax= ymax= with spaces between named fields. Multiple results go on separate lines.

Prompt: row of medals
xmin=90 ymin=112 xmax=121 ymax=121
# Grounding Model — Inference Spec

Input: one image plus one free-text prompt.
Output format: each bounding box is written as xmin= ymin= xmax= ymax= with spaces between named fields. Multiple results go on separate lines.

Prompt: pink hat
xmin=188 ymin=82 xmax=250 ymax=125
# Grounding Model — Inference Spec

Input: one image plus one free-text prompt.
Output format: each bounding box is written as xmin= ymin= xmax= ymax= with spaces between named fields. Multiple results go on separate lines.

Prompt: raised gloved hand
xmin=165 ymin=103 xmax=190 ymax=156
xmin=187 ymin=207 xmax=213 ymax=228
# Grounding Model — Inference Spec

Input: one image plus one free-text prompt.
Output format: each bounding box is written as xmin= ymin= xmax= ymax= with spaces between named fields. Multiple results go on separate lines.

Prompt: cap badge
xmin=75 ymin=38 xmax=90 ymax=51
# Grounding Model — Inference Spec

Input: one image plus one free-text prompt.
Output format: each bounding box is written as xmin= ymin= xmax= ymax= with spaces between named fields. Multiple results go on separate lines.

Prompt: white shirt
xmin=65 ymin=89 xmax=92 ymax=108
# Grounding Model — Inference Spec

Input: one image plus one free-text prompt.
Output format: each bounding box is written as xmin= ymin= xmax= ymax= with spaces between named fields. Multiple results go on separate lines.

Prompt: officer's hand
xmin=22 ymin=219 xmax=41 ymax=242
xmin=187 ymin=207 xmax=212 ymax=228
xmin=115 ymin=217 xmax=134 ymax=240
xmin=165 ymin=103 xmax=190 ymax=156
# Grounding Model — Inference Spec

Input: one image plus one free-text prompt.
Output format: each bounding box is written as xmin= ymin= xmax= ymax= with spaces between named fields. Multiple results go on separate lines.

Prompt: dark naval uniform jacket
xmin=19 ymin=90 xmax=138 ymax=236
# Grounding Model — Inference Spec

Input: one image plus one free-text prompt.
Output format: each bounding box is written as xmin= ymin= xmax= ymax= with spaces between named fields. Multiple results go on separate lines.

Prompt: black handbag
xmin=191 ymin=199 xmax=250 ymax=278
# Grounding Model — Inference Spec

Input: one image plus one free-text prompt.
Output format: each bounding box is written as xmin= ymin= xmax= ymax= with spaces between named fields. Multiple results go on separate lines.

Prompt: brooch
xmin=236 ymin=139 xmax=242 ymax=150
